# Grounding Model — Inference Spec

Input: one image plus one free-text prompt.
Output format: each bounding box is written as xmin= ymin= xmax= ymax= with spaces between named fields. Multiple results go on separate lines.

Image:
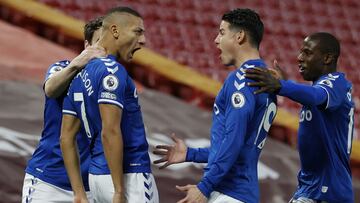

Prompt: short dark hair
xmin=105 ymin=7 xmax=142 ymax=18
xmin=222 ymin=8 xmax=264 ymax=49
xmin=84 ymin=16 xmax=103 ymax=43
xmin=309 ymin=32 xmax=340 ymax=61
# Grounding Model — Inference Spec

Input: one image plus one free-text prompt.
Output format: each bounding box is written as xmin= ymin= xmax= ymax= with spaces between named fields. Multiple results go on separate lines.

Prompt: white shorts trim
xmin=89 ymin=173 xmax=159 ymax=203
xmin=208 ymin=191 xmax=244 ymax=203
xmin=22 ymin=173 xmax=93 ymax=203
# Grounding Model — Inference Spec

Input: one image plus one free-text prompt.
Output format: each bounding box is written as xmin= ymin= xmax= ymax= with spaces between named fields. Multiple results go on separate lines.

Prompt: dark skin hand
xmin=244 ymin=67 xmax=282 ymax=94
xmin=245 ymin=59 xmax=287 ymax=94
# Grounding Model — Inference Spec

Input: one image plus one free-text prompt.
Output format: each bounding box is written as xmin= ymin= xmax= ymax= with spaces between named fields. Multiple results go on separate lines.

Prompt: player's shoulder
xmin=225 ymin=67 xmax=254 ymax=94
xmin=91 ymin=55 xmax=127 ymax=76
xmin=316 ymin=72 xmax=350 ymax=89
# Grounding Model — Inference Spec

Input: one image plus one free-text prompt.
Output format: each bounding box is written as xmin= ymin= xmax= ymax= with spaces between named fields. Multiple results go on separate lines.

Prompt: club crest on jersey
xmin=231 ymin=92 xmax=245 ymax=108
xmin=102 ymin=75 xmax=119 ymax=91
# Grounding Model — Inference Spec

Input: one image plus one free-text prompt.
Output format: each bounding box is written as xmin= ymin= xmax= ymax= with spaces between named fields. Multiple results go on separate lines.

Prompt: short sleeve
xmin=97 ymin=62 xmax=127 ymax=109
xmin=62 ymin=91 xmax=77 ymax=117
xmin=44 ymin=60 xmax=70 ymax=82
xmin=314 ymin=74 xmax=346 ymax=110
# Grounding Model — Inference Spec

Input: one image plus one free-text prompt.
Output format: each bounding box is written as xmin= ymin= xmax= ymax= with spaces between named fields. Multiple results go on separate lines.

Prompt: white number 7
xmin=74 ymin=92 xmax=92 ymax=138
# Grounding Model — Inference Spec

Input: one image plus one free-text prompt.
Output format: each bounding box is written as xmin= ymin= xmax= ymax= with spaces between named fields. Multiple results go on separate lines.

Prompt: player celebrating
xmin=22 ymin=17 xmax=105 ymax=203
xmin=245 ymin=32 xmax=354 ymax=203
xmin=60 ymin=7 xmax=158 ymax=203
xmin=153 ymin=8 xmax=277 ymax=203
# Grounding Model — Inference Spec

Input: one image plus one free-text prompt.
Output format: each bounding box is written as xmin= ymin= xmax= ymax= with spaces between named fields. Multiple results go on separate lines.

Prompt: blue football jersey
xmin=26 ymin=60 xmax=91 ymax=191
xmin=62 ymin=55 xmax=151 ymax=175
xmin=192 ymin=59 xmax=277 ymax=203
xmin=294 ymin=72 xmax=354 ymax=202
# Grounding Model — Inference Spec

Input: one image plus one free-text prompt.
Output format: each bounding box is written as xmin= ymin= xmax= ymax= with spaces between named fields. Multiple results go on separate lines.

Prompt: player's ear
xmin=323 ymin=53 xmax=334 ymax=65
xmin=110 ymin=24 xmax=119 ymax=39
xmin=84 ymin=40 xmax=90 ymax=49
xmin=236 ymin=30 xmax=245 ymax=45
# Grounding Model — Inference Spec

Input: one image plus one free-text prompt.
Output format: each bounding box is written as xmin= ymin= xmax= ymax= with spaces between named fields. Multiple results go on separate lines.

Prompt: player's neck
xmin=98 ymin=34 xmax=118 ymax=58
xmin=234 ymin=47 xmax=260 ymax=68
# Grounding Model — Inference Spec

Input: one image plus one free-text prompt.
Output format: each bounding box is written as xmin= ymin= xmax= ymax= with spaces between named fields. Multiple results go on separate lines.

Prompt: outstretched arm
xmin=99 ymin=104 xmax=124 ymax=203
xmin=60 ymin=114 xmax=88 ymax=203
xmin=245 ymin=67 xmax=327 ymax=106
xmin=45 ymin=45 xmax=105 ymax=98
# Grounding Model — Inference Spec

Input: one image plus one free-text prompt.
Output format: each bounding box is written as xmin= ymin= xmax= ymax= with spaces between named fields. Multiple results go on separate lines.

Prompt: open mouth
xmin=298 ymin=64 xmax=306 ymax=73
xmin=129 ymin=48 xmax=141 ymax=59
xmin=216 ymin=48 xmax=222 ymax=59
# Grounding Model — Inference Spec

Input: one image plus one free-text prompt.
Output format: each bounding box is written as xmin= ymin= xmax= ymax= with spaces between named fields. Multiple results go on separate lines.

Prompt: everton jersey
xmin=193 ymin=59 xmax=277 ymax=203
xmin=63 ymin=55 xmax=151 ymax=175
xmin=26 ymin=60 xmax=91 ymax=191
xmin=294 ymin=72 xmax=354 ymax=202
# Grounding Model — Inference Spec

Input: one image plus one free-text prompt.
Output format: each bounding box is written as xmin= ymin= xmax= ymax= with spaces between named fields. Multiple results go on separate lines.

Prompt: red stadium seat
xmin=35 ymin=0 xmax=360 ymax=131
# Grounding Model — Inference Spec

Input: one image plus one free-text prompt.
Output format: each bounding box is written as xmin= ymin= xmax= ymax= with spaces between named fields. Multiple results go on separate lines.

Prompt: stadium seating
xmin=37 ymin=0 xmax=359 ymax=132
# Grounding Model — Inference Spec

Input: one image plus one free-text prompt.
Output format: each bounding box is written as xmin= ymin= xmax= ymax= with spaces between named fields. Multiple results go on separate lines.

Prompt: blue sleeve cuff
xmin=185 ymin=147 xmax=196 ymax=162
xmin=197 ymin=181 xmax=212 ymax=198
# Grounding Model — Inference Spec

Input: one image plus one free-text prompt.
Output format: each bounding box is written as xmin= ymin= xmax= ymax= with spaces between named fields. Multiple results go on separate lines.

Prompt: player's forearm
xmin=101 ymin=129 xmax=124 ymax=194
xmin=44 ymin=64 xmax=80 ymax=98
xmin=279 ymin=80 xmax=327 ymax=106
xmin=186 ymin=147 xmax=209 ymax=163
xmin=60 ymin=135 xmax=86 ymax=197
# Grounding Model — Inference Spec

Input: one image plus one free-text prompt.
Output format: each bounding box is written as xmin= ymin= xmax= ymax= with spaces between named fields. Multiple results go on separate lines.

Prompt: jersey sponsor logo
xmin=318 ymin=79 xmax=333 ymax=88
xmin=321 ymin=186 xmax=328 ymax=193
xmin=101 ymin=92 xmax=117 ymax=100
xmin=102 ymin=75 xmax=119 ymax=91
xmin=231 ymin=92 xmax=245 ymax=108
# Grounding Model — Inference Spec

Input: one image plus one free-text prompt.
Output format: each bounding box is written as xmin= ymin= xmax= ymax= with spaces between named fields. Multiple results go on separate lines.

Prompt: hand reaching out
xmin=153 ymin=133 xmax=187 ymax=169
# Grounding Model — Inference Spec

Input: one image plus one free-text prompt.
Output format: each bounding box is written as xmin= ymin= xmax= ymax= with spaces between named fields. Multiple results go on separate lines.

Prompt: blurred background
xmin=0 ymin=0 xmax=359 ymax=202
